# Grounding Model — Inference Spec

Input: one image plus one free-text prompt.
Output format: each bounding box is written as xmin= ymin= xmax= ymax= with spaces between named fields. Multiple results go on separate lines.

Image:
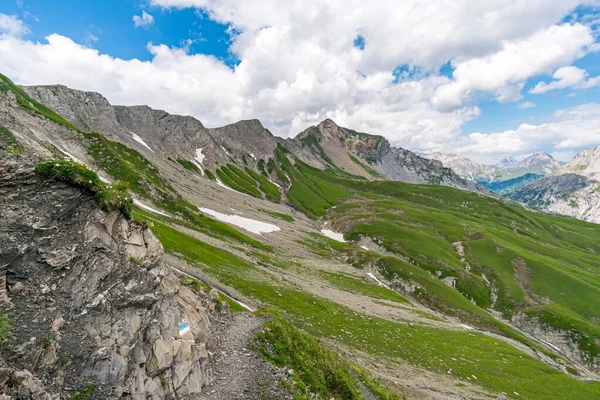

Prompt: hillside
xmin=511 ymin=147 xmax=600 ymax=223
xmin=2 ymin=73 xmax=600 ymax=399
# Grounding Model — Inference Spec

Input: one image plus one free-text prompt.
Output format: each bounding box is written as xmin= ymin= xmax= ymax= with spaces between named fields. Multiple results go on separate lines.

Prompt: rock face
xmin=289 ymin=119 xmax=489 ymax=193
xmin=0 ymin=151 xmax=210 ymax=398
xmin=510 ymin=147 xmax=600 ymax=224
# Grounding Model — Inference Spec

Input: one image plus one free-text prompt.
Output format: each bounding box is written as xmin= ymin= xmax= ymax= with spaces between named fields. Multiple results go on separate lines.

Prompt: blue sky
xmin=1 ymin=0 xmax=599 ymax=164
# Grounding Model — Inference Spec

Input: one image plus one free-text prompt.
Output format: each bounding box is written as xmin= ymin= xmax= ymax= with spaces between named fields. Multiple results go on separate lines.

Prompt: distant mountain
xmin=421 ymin=151 xmax=562 ymax=195
xmin=496 ymin=157 xmax=518 ymax=169
xmin=481 ymin=173 xmax=544 ymax=195
xmin=510 ymin=146 xmax=600 ymax=223
xmin=556 ymin=146 xmax=600 ymax=180
xmin=418 ymin=152 xmax=498 ymax=182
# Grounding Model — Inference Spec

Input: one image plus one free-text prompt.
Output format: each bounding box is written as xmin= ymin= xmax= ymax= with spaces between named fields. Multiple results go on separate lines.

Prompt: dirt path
xmin=201 ymin=313 xmax=292 ymax=400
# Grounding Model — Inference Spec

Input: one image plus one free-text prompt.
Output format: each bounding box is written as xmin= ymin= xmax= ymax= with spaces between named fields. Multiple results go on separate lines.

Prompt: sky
xmin=1 ymin=1 xmax=600 ymax=164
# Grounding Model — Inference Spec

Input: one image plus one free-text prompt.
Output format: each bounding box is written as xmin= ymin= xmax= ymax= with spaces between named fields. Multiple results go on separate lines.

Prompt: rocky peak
xmin=497 ymin=157 xmax=518 ymax=169
xmin=555 ymin=146 xmax=600 ymax=181
xmin=518 ymin=152 xmax=556 ymax=168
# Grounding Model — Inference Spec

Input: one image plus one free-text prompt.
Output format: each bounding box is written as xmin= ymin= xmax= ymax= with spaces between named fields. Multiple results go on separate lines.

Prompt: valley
xmin=1 ymin=73 xmax=600 ymax=399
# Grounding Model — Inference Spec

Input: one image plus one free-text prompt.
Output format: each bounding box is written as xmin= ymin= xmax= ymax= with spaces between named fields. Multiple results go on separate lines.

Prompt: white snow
xmin=366 ymin=272 xmax=390 ymax=289
xmin=130 ymin=131 xmax=154 ymax=153
xmin=98 ymin=175 xmax=111 ymax=184
xmin=220 ymin=145 xmax=230 ymax=156
xmin=133 ymin=199 xmax=169 ymax=217
xmin=460 ymin=324 xmax=475 ymax=330
xmin=320 ymin=229 xmax=346 ymax=242
xmin=250 ymin=153 xmax=256 ymax=160
xmin=285 ymin=174 xmax=292 ymax=188
xmin=360 ymin=245 xmax=369 ymax=251
xmin=269 ymin=178 xmax=281 ymax=188
xmin=195 ymin=148 xmax=205 ymax=164
xmin=200 ymin=207 xmax=281 ymax=234
xmin=191 ymin=160 xmax=205 ymax=176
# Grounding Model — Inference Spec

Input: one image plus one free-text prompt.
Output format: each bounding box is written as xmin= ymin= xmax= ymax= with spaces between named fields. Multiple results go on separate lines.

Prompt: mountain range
xmin=510 ymin=146 xmax=600 ymax=223
xmin=2 ymin=72 xmax=600 ymax=399
xmin=420 ymin=151 xmax=563 ymax=195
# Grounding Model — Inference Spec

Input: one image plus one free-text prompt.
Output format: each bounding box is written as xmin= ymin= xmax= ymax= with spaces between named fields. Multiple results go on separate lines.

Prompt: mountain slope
xmin=288 ymin=119 xmax=488 ymax=193
xmin=422 ymin=151 xmax=562 ymax=195
xmin=511 ymin=147 xmax=600 ymax=223
xmin=2 ymin=73 xmax=600 ymax=399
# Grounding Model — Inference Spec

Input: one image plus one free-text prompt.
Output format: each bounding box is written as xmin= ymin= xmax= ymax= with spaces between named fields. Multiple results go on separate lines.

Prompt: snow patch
xmin=321 ymin=229 xmax=346 ymax=242
xmin=192 ymin=160 xmax=205 ymax=176
xmin=269 ymin=178 xmax=281 ymax=188
xmin=200 ymin=208 xmax=280 ymax=234
xmin=360 ymin=245 xmax=369 ymax=251
xmin=130 ymin=131 xmax=154 ymax=153
xmin=366 ymin=272 xmax=391 ymax=289
xmin=195 ymin=148 xmax=205 ymax=164
xmin=220 ymin=145 xmax=230 ymax=156
xmin=250 ymin=153 xmax=256 ymax=160
xmin=133 ymin=199 xmax=169 ymax=217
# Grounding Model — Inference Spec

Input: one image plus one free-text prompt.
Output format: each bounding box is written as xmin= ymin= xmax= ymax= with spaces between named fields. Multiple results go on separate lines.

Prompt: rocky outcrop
xmin=510 ymin=174 xmax=600 ymax=224
xmin=512 ymin=313 xmax=600 ymax=375
xmin=0 ymin=151 xmax=211 ymax=398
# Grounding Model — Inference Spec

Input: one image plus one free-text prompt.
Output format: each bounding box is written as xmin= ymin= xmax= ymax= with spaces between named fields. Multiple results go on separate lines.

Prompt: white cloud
xmin=133 ymin=11 xmax=154 ymax=28
xmin=530 ymin=66 xmax=600 ymax=93
xmin=0 ymin=3 xmax=598 ymax=159
xmin=431 ymin=23 xmax=595 ymax=110
xmin=0 ymin=13 xmax=28 ymax=38
xmin=449 ymin=103 xmax=600 ymax=159
xmin=517 ymin=101 xmax=536 ymax=109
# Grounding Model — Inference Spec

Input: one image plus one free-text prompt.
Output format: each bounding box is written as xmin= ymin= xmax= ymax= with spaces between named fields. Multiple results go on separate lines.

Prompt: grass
xmin=0 ymin=125 xmax=22 ymax=154
xmin=86 ymin=133 xmax=271 ymax=250
xmin=259 ymin=208 xmax=295 ymax=222
xmin=246 ymin=167 xmax=281 ymax=201
xmin=319 ymin=271 xmax=411 ymax=305
xmin=69 ymin=383 xmax=97 ymax=400
xmin=177 ymin=158 xmax=201 ymax=174
xmin=131 ymin=208 xmax=270 ymax=251
xmin=145 ymin=216 xmax=600 ymax=399
xmin=276 ymin=147 xmax=348 ymax=219
xmin=0 ymin=73 xmax=80 ymax=132
xmin=252 ymin=313 xmax=404 ymax=400
xmin=204 ymin=168 xmax=216 ymax=180
xmin=35 ymin=159 xmax=132 ymax=215
xmin=217 ymin=165 xmax=262 ymax=198
xmin=0 ymin=310 xmax=10 ymax=344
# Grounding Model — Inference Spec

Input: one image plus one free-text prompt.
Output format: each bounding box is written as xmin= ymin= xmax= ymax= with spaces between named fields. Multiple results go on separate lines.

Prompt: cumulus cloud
xmin=0 ymin=2 xmax=598 ymax=159
xmin=133 ymin=11 xmax=154 ymax=28
xmin=530 ymin=66 xmax=600 ymax=94
xmin=0 ymin=13 xmax=29 ymax=38
xmin=431 ymin=24 xmax=595 ymax=110
xmin=449 ymin=103 xmax=600 ymax=159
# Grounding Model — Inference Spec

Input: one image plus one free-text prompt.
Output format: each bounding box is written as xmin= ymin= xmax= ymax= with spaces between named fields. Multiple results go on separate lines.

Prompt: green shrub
xmin=35 ymin=159 xmax=133 ymax=216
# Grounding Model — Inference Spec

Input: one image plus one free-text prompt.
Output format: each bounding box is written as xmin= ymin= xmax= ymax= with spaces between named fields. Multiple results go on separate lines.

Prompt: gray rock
xmin=0 ymin=152 xmax=211 ymax=398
